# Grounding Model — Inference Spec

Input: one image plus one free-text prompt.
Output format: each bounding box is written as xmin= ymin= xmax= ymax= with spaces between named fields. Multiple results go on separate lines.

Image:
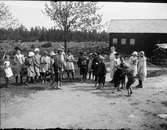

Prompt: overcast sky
xmin=2 ymin=1 xmax=167 ymax=29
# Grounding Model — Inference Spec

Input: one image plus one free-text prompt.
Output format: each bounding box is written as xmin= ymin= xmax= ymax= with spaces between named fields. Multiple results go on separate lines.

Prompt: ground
xmin=0 ymin=67 xmax=167 ymax=129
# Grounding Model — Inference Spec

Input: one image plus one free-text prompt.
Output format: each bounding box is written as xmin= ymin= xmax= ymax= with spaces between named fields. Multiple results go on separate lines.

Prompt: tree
xmin=44 ymin=1 xmax=102 ymax=52
xmin=0 ymin=2 xmax=19 ymax=29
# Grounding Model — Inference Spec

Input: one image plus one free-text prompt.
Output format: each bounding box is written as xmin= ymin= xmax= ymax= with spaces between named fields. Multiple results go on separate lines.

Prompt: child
xmin=109 ymin=46 xmax=117 ymax=83
xmin=50 ymin=51 xmax=56 ymax=83
xmin=88 ymin=53 xmax=93 ymax=80
xmin=51 ymin=57 xmax=62 ymax=89
xmin=122 ymin=64 xmax=135 ymax=96
xmin=78 ymin=52 xmax=89 ymax=82
xmin=66 ymin=51 xmax=75 ymax=80
xmin=14 ymin=47 xmax=25 ymax=84
xmin=96 ymin=56 xmax=106 ymax=89
xmin=129 ymin=51 xmax=138 ymax=77
xmin=34 ymin=48 xmax=41 ymax=82
xmin=113 ymin=55 xmax=126 ymax=91
xmin=40 ymin=51 xmax=51 ymax=83
xmin=56 ymin=48 xmax=66 ymax=81
xmin=136 ymin=51 xmax=147 ymax=88
xmin=25 ymin=51 xmax=36 ymax=83
xmin=119 ymin=56 xmax=126 ymax=89
xmin=92 ymin=52 xmax=100 ymax=87
xmin=3 ymin=55 xmax=13 ymax=87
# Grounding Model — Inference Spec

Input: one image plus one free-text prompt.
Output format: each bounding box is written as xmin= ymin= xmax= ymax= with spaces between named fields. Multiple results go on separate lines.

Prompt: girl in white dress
xmin=129 ymin=51 xmax=138 ymax=77
xmin=136 ymin=51 xmax=147 ymax=88
xmin=40 ymin=51 xmax=51 ymax=83
xmin=34 ymin=48 xmax=41 ymax=81
xmin=109 ymin=46 xmax=116 ymax=83
xmin=3 ymin=55 xmax=13 ymax=87
xmin=25 ymin=51 xmax=36 ymax=83
xmin=66 ymin=51 xmax=75 ymax=80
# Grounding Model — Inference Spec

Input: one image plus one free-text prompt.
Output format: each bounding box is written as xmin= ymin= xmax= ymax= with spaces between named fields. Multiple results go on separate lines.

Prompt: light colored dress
xmin=26 ymin=57 xmax=36 ymax=77
xmin=56 ymin=53 xmax=66 ymax=72
xmin=40 ymin=56 xmax=51 ymax=73
xmin=66 ymin=54 xmax=75 ymax=71
xmin=3 ymin=60 xmax=13 ymax=78
xmin=34 ymin=54 xmax=41 ymax=76
xmin=14 ymin=54 xmax=25 ymax=76
xmin=109 ymin=51 xmax=116 ymax=79
xmin=137 ymin=56 xmax=147 ymax=81
xmin=129 ymin=56 xmax=138 ymax=76
xmin=88 ymin=58 xmax=93 ymax=72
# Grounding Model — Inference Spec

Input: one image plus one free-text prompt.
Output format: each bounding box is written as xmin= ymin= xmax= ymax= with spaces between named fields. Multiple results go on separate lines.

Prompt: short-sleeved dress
xmin=3 ymin=60 xmax=13 ymax=78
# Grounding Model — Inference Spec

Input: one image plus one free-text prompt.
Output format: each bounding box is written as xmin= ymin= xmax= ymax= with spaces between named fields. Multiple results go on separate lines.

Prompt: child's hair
xmin=4 ymin=55 xmax=10 ymax=59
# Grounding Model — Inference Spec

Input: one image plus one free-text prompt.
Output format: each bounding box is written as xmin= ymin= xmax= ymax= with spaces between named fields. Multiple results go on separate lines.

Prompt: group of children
xmin=109 ymin=47 xmax=147 ymax=96
xmin=77 ymin=52 xmax=107 ymax=88
xmin=2 ymin=47 xmax=75 ymax=89
xmin=1 ymin=46 xmax=147 ymax=96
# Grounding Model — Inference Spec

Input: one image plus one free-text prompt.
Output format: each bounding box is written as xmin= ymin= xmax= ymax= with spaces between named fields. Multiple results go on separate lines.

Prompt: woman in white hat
xmin=25 ymin=51 xmax=35 ymax=83
xmin=129 ymin=51 xmax=138 ymax=77
xmin=136 ymin=51 xmax=147 ymax=88
xmin=34 ymin=48 xmax=41 ymax=81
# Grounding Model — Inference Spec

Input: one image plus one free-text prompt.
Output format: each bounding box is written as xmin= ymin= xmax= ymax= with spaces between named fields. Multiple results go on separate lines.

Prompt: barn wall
xmin=109 ymin=33 xmax=167 ymax=57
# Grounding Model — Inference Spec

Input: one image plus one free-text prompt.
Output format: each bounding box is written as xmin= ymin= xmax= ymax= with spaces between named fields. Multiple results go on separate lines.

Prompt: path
xmin=0 ymin=73 xmax=167 ymax=129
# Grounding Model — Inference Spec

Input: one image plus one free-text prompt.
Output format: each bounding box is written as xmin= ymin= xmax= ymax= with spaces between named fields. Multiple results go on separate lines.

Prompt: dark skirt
xmin=80 ymin=66 xmax=88 ymax=75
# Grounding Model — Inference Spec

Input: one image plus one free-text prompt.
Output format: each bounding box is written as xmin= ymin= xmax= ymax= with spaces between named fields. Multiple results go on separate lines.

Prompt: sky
xmin=2 ymin=1 xmax=167 ymax=30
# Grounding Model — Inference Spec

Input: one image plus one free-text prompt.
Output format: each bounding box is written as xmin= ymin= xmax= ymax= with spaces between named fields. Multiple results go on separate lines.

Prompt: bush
xmin=41 ymin=42 xmax=52 ymax=48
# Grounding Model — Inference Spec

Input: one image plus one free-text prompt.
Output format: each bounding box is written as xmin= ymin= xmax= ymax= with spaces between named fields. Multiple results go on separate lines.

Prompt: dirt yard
xmin=0 ymin=67 xmax=167 ymax=129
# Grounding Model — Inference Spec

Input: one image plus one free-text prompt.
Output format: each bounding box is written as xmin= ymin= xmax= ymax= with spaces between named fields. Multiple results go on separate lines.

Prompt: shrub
xmin=41 ymin=42 xmax=52 ymax=48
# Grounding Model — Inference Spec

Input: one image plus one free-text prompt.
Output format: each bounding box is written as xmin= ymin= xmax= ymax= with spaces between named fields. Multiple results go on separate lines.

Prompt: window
xmin=112 ymin=38 xmax=118 ymax=44
xmin=121 ymin=38 xmax=126 ymax=45
xmin=130 ymin=38 xmax=135 ymax=45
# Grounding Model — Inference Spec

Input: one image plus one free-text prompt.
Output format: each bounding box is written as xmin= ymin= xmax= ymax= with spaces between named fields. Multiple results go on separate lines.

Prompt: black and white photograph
xmin=0 ymin=1 xmax=167 ymax=129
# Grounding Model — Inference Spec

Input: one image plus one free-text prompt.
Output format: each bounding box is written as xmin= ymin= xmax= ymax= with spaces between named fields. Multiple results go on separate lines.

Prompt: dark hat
xmin=14 ymin=46 xmax=22 ymax=51
xmin=79 ymin=52 xmax=83 ymax=55
xmin=115 ymin=52 xmax=120 ymax=56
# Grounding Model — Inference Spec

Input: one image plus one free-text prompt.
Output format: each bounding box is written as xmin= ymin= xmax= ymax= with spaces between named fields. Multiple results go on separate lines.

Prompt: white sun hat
xmin=50 ymin=51 xmax=56 ymax=56
xmin=34 ymin=48 xmax=40 ymax=52
xmin=132 ymin=51 xmax=138 ymax=56
xmin=99 ymin=55 xmax=105 ymax=60
xmin=28 ymin=51 xmax=35 ymax=57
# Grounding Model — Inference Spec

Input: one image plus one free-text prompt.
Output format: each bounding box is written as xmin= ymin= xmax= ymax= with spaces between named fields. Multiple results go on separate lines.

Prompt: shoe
xmin=136 ymin=85 xmax=143 ymax=88
xmin=109 ymin=80 xmax=113 ymax=83
xmin=136 ymin=84 xmax=141 ymax=88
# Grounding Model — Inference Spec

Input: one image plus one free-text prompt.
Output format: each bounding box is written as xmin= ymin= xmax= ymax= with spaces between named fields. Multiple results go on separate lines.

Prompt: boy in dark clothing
xmin=51 ymin=58 xmax=62 ymax=89
xmin=122 ymin=64 xmax=135 ymax=96
xmin=113 ymin=56 xmax=126 ymax=91
xmin=92 ymin=52 xmax=100 ymax=87
xmin=96 ymin=56 xmax=106 ymax=89
xmin=77 ymin=52 xmax=89 ymax=82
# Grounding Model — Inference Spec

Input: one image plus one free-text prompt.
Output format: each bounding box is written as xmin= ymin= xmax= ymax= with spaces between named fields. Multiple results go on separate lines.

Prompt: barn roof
xmin=105 ymin=19 xmax=167 ymax=33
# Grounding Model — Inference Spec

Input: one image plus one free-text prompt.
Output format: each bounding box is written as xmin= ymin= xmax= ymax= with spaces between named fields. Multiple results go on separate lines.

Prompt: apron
xmin=4 ymin=61 xmax=13 ymax=78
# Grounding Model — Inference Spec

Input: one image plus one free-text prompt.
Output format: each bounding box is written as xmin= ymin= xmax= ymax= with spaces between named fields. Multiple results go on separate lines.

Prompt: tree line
xmin=0 ymin=25 xmax=109 ymax=42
